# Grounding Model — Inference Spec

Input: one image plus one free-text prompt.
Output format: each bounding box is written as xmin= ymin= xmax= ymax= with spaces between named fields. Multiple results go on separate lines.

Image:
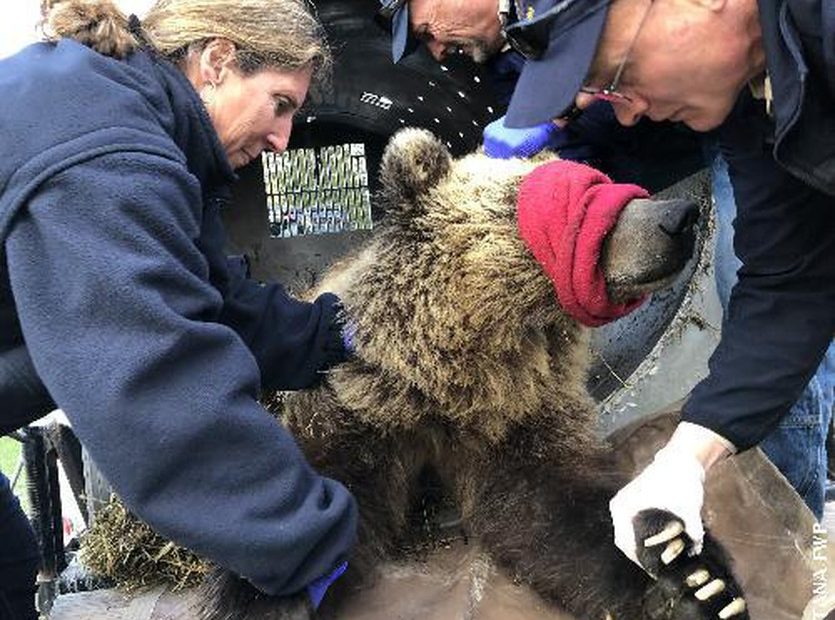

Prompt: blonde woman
xmin=0 ymin=1 xmax=356 ymax=616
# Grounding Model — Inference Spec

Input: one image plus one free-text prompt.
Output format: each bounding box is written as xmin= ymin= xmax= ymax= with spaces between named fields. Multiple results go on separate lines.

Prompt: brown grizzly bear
xmin=203 ymin=128 xmax=747 ymax=620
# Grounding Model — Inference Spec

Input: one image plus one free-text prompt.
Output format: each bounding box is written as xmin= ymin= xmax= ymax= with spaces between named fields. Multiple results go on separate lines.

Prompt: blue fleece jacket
xmin=0 ymin=40 xmax=356 ymax=596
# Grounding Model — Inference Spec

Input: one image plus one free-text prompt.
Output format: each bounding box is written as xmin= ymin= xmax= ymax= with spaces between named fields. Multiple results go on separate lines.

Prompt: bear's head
xmin=319 ymin=129 xmax=697 ymax=440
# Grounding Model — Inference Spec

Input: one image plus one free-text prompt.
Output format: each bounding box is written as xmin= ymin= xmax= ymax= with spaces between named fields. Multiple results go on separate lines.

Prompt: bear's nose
xmin=658 ymin=199 xmax=699 ymax=236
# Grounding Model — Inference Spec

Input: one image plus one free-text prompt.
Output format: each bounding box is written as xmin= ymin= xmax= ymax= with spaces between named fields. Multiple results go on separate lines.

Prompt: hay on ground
xmin=80 ymin=494 xmax=209 ymax=592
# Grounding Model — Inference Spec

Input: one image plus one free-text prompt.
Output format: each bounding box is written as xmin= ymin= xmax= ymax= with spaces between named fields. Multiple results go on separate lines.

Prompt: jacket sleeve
xmin=199 ymin=199 xmax=348 ymax=391
xmin=682 ymin=109 xmax=835 ymax=450
xmin=4 ymin=150 xmax=357 ymax=596
xmin=221 ymin=277 xmax=347 ymax=391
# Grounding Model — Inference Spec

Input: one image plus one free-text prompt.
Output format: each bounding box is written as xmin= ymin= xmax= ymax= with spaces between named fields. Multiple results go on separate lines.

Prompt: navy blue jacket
xmin=682 ymin=0 xmax=835 ymax=449
xmin=0 ymin=40 xmax=356 ymax=595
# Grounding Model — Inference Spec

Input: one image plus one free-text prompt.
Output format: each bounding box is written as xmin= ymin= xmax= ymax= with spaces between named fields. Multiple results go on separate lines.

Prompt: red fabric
xmin=517 ymin=159 xmax=650 ymax=327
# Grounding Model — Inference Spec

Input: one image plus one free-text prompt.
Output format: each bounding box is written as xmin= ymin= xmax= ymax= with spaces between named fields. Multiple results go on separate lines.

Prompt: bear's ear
xmin=379 ymin=128 xmax=452 ymax=215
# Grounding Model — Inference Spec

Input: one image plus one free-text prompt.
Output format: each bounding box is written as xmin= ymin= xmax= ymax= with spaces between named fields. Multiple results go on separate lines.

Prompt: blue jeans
xmin=0 ymin=470 xmax=39 ymax=620
xmin=712 ymin=154 xmax=835 ymax=518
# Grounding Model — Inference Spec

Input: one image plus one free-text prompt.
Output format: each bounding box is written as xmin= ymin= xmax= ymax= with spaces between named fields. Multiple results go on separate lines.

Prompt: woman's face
xmin=195 ymin=41 xmax=312 ymax=169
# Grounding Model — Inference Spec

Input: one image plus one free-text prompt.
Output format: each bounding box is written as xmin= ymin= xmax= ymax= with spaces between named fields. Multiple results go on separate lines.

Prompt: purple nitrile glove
xmin=306 ymin=560 xmax=348 ymax=610
xmin=341 ymin=321 xmax=356 ymax=355
xmin=483 ymin=114 xmax=561 ymax=159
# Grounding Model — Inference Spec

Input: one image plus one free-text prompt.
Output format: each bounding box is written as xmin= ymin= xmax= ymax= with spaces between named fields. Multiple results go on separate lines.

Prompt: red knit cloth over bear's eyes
xmin=517 ymin=159 xmax=650 ymax=327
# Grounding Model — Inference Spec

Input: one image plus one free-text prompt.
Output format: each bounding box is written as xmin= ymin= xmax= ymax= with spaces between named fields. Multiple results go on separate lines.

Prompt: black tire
xmin=292 ymin=0 xmax=502 ymax=201
xmin=313 ymin=2 xmax=499 ymax=139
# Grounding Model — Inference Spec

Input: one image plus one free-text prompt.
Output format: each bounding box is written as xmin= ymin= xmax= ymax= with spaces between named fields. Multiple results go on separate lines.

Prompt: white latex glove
xmin=609 ymin=422 xmax=735 ymax=570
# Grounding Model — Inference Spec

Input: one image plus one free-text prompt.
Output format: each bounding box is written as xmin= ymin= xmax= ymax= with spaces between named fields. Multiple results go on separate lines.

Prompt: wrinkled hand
xmin=609 ymin=422 xmax=734 ymax=573
xmin=483 ymin=114 xmax=563 ymax=159
xmin=306 ymin=561 xmax=348 ymax=610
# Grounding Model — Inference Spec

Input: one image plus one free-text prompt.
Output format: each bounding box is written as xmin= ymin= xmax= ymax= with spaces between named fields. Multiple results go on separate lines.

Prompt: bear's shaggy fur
xmin=203 ymin=129 xmax=746 ymax=620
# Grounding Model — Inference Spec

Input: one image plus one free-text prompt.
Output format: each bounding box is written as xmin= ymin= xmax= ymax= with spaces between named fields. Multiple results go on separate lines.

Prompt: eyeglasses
xmin=504 ymin=0 xmax=610 ymax=61
xmin=554 ymin=84 xmax=628 ymax=123
xmin=555 ymin=0 xmax=653 ymax=120
xmin=577 ymin=0 xmax=652 ymax=104
xmin=374 ymin=0 xmax=408 ymax=33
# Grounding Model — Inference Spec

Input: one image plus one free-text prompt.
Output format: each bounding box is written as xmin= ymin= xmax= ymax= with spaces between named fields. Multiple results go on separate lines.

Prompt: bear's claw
xmin=718 ymin=598 xmax=747 ymax=619
xmin=644 ymin=521 xmax=685 ymax=547
xmin=635 ymin=509 xmax=749 ymax=620
xmin=659 ymin=537 xmax=686 ymax=565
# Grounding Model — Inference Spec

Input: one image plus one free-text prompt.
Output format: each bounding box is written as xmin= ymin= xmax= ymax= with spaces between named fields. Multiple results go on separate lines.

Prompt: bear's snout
xmin=657 ymin=199 xmax=699 ymax=238
xmin=602 ymin=197 xmax=700 ymax=301
xmin=653 ymin=199 xmax=699 ymax=277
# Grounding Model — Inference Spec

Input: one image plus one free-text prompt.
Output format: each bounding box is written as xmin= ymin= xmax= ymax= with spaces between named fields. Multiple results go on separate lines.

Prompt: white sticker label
xmin=360 ymin=92 xmax=394 ymax=111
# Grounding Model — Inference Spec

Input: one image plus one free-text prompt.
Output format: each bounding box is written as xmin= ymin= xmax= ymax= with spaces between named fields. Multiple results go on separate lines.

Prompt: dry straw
xmin=80 ymin=494 xmax=209 ymax=592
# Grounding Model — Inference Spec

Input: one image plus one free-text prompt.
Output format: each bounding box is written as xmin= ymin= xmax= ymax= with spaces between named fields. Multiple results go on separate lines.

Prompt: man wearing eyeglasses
xmin=496 ymin=0 xmax=835 ymax=574
xmin=377 ymin=0 xmax=509 ymax=63
xmin=377 ymin=0 xmax=706 ymax=190
xmin=378 ymin=0 xmax=835 ymax=580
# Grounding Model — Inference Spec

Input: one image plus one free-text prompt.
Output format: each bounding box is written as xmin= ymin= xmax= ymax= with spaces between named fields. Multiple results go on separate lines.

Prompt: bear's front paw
xmin=635 ymin=509 xmax=748 ymax=620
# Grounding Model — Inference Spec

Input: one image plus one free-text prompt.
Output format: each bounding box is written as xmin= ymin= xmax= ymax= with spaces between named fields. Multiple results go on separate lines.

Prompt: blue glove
xmin=341 ymin=321 xmax=356 ymax=354
xmin=483 ymin=114 xmax=561 ymax=159
xmin=306 ymin=560 xmax=348 ymax=610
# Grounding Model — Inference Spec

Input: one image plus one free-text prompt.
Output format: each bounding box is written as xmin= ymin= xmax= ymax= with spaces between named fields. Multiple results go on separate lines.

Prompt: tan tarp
xmin=52 ymin=409 xmax=835 ymax=620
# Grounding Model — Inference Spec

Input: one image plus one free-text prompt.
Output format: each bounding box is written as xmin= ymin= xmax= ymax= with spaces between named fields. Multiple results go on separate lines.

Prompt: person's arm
xmin=5 ymin=150 xmax=357 ymax=597
xmin=198 ymin=201 xmax=349 ymax=392
xmin=611 ymin=99 xmax=835 ymax=571
xmin=221 ymin=277 xmax=348 ymax=391
xmin=683 ymin=118 xmax=835 ymax=449
xmin=219 ymin=256 xmax=350 ymax=391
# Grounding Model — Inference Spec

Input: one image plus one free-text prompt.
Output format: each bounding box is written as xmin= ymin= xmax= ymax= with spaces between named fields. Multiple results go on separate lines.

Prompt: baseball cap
xmin=377 ymin=0 xmax=410 ymax=62
xmin=504 ymin=0 xmax=611 ymax=128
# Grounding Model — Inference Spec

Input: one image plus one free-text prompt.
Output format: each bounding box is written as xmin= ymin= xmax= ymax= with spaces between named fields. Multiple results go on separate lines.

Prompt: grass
xmin=0 ymin=435 xmax=29 ymax=513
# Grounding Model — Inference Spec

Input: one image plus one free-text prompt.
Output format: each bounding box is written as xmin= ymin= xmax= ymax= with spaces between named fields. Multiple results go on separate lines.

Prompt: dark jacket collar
xmin=757 ymin=0 xmax=835 ymax=195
